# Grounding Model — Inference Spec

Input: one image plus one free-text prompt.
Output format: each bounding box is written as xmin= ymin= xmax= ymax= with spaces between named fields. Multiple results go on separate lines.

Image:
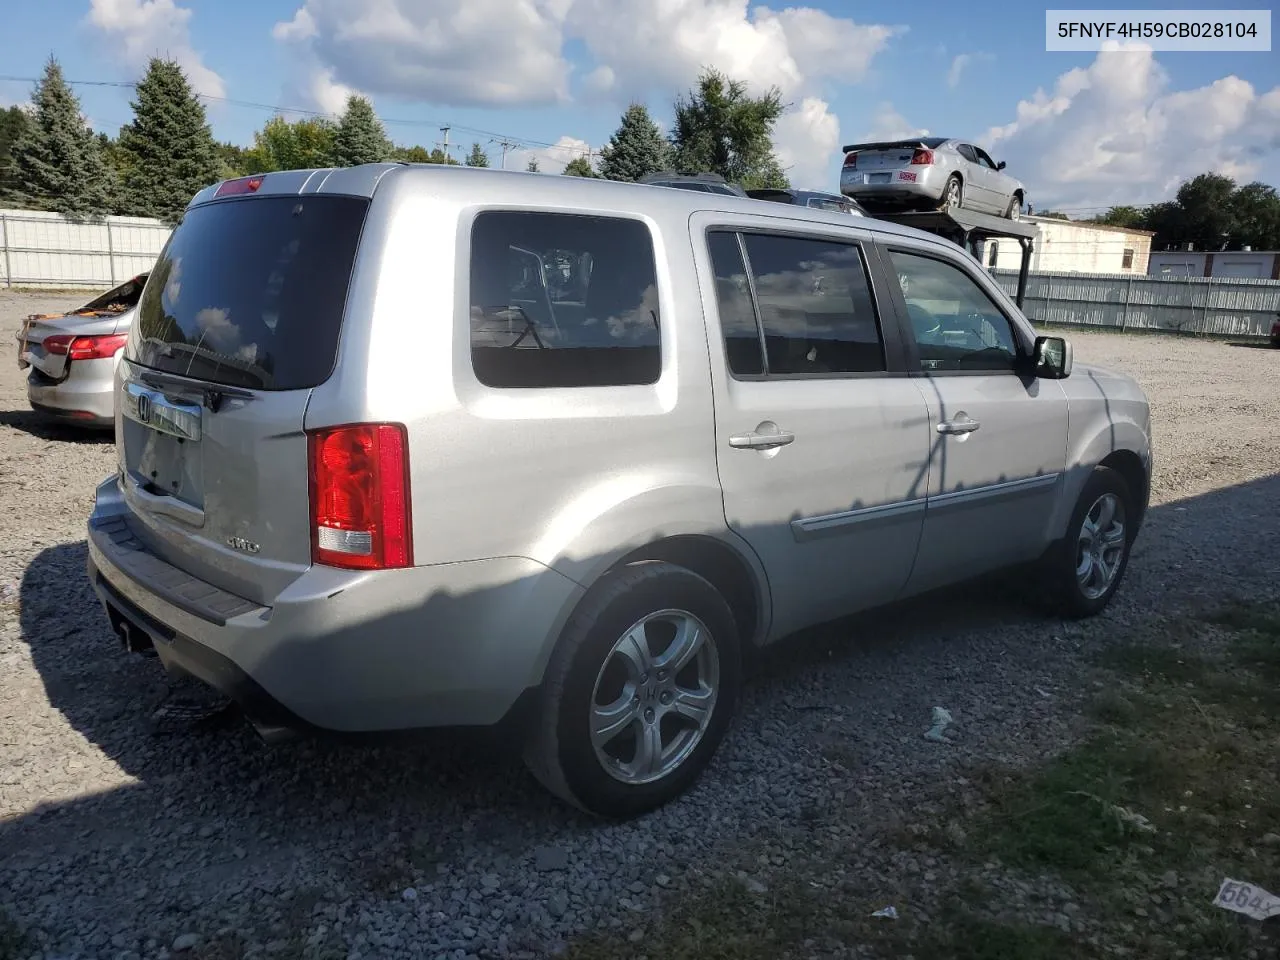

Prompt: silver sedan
xmin=15 ymin=273 xmax=147 ymax=429
xmin=839 ymin=137 xmax=1027 ymax=220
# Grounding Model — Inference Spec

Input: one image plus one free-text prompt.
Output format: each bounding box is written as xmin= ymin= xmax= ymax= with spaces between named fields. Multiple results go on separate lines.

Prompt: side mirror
xmin=996 ymin=160 xmax=1007 ymax=171
xmin=1033 ymin=335 xmax=1072 ymax=379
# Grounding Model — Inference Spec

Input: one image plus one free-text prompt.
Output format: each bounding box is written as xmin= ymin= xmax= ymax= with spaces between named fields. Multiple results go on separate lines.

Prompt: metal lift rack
xmin=872 ymin=208 xmax=1037 ymax=310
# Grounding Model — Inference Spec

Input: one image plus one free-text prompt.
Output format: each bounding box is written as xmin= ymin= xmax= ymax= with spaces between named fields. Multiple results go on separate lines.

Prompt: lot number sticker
xmin=1213 ymin=879 xmax=1280 ymax=921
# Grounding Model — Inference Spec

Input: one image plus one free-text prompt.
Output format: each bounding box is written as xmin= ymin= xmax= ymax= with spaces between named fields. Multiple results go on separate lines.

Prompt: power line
xmin=0 ymin=73 xmax=598 ymax=161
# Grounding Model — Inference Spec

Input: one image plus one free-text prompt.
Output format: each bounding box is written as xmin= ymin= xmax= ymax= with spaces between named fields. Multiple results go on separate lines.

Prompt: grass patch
xmin=561 ymin=602 xmax=1280 ymax=959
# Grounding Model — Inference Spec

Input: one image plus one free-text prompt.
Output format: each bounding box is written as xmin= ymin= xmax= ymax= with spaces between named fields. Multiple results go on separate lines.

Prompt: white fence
xmin=0 ymin=208 xmax=170 ymax=289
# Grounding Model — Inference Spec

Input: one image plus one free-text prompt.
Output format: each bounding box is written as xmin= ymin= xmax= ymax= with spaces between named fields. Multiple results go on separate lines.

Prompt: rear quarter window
xmin=469 ymin=211 xmax=661 ymax=388
xmin=129 ymin=195 xmax=369 ymax=390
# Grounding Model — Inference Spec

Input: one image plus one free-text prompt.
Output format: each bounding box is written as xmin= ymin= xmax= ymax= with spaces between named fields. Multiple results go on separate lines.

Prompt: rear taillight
xmin=215 ymin=175 xmax=264 ymax=197
xmin=910 ymin=149 xmax=934 ymax=165
xmin=308 ymin=423 xmax=412 ymax=570
xmin=43 ymin=333 xmax=128 ymax=360
xmin=842 ymin=152 xmax=858 ymax=169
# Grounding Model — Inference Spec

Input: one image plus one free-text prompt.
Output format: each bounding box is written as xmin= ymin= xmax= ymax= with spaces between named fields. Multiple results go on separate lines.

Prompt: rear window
xmin=469 ymin=211 xmax=661 ymax=388
xmin=129 ymin=195 xmax=369 ymax=390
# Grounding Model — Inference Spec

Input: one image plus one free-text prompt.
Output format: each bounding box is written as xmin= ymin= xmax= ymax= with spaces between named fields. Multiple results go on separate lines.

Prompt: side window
xmin=742 ymin=233 xmax=886 ymax=375
xmin=974 ymin=148 xmax=998 ymax=170
xmin=888 ymin=249 xmax=1021 ymax=373
xmin=470 ymin=212 xmax=660 ymax=388
xmin=956 ymin=143 xmax=979 ymax=163
xmin=707 ymin=232 xmax=765 ymax=376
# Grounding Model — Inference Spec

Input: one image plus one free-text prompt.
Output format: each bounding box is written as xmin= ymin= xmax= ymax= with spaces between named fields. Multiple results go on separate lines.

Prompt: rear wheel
xmin=939 ymin=175 xmax=963 ymax=212
xmin=523 ymin=561 xmax=741 ymax=819
xmin=1039 ymin=466 xmax=1135 ymax=618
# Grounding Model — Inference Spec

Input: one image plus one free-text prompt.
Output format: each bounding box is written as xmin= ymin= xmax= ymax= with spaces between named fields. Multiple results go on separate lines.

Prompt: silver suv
xmin=87 ymin=163 xmax=1152 ymax=819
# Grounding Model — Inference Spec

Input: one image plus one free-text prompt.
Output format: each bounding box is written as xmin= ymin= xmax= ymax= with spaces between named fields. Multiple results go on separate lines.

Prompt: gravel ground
xmin=1 ymin=287 xmax=1279 ymax=960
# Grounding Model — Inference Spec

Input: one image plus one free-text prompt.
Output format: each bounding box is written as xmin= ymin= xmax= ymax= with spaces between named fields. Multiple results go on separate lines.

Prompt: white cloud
xmin=946 ymin=52 xmax=991 ymax=89
xmin=507 ymin=135 xmax=593 ymax=174
xmin=86 ymin=0 xmax=226 ymax=98
xmin=772 ymin=97 xmax=840 ymax=191
xmin=272 ymin=0 xmax=573 ymax=107
xmin=858 ymin=103 xmax=929 ymax=142
xmin=982 ymin=42 xmax=1280 ymax=209
xmin=272 ymin=1 xmax=902 ymax=108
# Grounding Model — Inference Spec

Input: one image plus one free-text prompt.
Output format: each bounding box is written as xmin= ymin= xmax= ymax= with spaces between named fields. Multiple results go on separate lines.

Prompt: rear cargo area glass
xmin=129 ymin=195 xmax=368 ymax=390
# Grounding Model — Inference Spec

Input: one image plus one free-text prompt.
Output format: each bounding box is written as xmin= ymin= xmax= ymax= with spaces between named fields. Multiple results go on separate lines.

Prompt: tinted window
xmin=956 ymin=144 xmax=979 ymax=163
xmin=707 ymin=231 xmax=764 ymax=376
xmin=974 ymin=148 xmax=999 ymax=170
xmin=888 ymin=249 xmax=1020 ymax=372
xmin=470 ymin=212 xmax=660 ymax=388
xmin=741 ymin=234 xmax=885 ymax=375
xmin=130 ymin=196 xmax=368 ymax=390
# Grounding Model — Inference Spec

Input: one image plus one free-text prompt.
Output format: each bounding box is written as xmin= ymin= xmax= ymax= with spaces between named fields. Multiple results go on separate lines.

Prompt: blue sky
xmin=2 ymin=1 xmax=1276 ymax=215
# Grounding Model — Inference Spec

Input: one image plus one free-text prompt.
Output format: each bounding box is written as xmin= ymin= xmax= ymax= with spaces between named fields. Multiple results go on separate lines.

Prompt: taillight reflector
xmin=43 ymin=333 xmax=129 ymax=360
xmin=910 ymin=149 xmax=934 ymax=165
xmin=842 ymin=152 xmax=858 ymax=169
xmin=308 ymin=423 xmax=412 ymax=570
xmin=215 ymin=175 xmax=264 ymax=197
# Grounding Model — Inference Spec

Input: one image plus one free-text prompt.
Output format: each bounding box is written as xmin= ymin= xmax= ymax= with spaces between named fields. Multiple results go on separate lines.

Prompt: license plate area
xmin=122 ymin=382 xmax=205 ymax=509
xmin=869 ymin=172 xmax=892 ymax=184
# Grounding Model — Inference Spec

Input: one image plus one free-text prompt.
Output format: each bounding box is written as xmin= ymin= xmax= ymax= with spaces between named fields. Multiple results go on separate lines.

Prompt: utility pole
xmin=498 ymin=140 xmax=517 ymax=170
xmin=438 ymin=125 xmax=450 ymax=158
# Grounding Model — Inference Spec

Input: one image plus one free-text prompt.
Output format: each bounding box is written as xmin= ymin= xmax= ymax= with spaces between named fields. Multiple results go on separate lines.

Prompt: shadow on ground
xmin=0 ymin=409 xmax=114 ymax=444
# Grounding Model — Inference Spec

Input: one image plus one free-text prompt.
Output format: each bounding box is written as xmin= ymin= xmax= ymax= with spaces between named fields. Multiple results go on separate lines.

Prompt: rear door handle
xmin=936 ymin=416 xmax=981 ymax=436
xmin=729 ymin=430 xmax=796 ymax=450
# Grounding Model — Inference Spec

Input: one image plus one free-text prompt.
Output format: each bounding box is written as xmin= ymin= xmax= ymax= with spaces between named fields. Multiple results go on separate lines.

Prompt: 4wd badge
xmin=226 ymin=536 xmax=261 ymax=555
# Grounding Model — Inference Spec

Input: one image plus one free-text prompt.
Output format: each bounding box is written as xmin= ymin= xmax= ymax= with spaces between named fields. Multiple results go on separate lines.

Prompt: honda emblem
xmin=136 ymin=392 xmax=151 ymax=423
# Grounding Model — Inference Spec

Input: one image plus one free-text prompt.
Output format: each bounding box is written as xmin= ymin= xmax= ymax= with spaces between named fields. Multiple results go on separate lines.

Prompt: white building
xmin=1148 ymin=249 xmax=1280 ymax=279
xmin=983 ymin=215 xmax=1154 ymax=275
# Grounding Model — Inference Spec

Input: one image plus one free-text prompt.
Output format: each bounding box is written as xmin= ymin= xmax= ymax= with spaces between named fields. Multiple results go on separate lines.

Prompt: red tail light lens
xmin=215 ymin=175 xmax=264 ymax=197
xmin=308 ymin=423 xmax=412 ymax=570
xmin=43 ymin=333 xmax=129 ymax=360
xmin=842 ymin=152 xmax=858 ymax=169
xmin=910 ymin=149 xmax=934 ymax=165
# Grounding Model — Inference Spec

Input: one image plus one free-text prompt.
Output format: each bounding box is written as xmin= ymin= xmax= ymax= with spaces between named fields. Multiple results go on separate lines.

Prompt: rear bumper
xmin=87 ymin=477 xmax=584 ymax=734
xmin=27 ymin=357 xmax=117 ymax=427
xmin=840 ymin=166 xmax=945 ymax=204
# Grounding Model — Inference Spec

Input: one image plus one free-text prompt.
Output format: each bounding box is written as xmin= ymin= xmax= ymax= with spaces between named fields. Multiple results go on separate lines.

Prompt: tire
xmin=1040 ymin=466 xmax=1136 ymax=618
xmin=939 ymin=175 xmax=962 ymax=212
xmin=523 ymin=560 xmax=741 ymax=819
xmin=1005 ymin=195 xmax=1022 ymax=220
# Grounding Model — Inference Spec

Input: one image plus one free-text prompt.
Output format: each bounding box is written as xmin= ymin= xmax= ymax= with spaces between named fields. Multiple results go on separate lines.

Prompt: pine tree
xmin=4 ymin=58 xmax=114 ymax=218
xmin=332 ymin=96 xmax=392 ymax=166
xmin=117 ymin=58 xmax=221 ymax=223
xmin=526 ymin=157 xmax=540 ymax=173
xmin=598 ymin=104 xmax=670 ymax=182
xmin=466 ymin=142 xmax=489 ymax=167
xmin=562 ymin=155 xmax=597 ymax=178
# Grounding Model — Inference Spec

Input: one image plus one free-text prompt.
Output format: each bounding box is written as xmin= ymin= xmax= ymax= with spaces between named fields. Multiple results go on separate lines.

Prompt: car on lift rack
xmin=839 ymin=137 xmax=1027 ymax=220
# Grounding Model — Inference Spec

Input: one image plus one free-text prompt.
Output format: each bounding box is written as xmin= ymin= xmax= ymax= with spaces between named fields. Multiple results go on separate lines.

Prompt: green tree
xmin=1230 ymin=181 xmax=1280 ymax=250
xmin=4 ymin=58 xmax=114 ymax=217
xmin=332 ymin=95 xmax=391 ymax=166
xmin=0 ymin=105 xmax=31 ymax=200
xmin=215 ymin=141 xmax=253 ymax=179
xmin=247 ymin=116 xmax=337 ymax=172
xmin=1173 ymin=173 xmax=1237 ymax=250
xmin=562 ymin=155 xmax=597 ymax=177
xmin=466 ymin=142 xmax=489 ymax=167
xmin=526 ymin=157 xmax=540 ymax=173
xmin=1090 ymin=205 xmax=1145 ymax=229
xmin=670 ymin=68 xmax=788 ymax=189
xmin=597 ymin=103 xmax=669 ymax=182
xmin=116 ymin=58 xmax=221 ymax=222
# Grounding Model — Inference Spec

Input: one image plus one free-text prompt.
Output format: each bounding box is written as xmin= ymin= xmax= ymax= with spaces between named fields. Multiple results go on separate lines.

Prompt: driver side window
xmin=888 ymin=249 xmax=1021 ymax=372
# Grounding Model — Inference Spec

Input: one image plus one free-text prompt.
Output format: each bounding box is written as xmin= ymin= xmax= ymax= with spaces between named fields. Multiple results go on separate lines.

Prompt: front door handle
xmin=729 ymin=430 xmax=796 ymax=450
xmin=936 ymin=416 xmax=981 ymax=436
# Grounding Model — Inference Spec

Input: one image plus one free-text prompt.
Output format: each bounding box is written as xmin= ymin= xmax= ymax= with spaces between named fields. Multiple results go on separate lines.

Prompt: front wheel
xmin=1039 ymin=466 xmax=1136 ymax=618
xmin=1005 ymin=195 xmax=1023 ymax=220
xmin=523 ymin=561 xmax=741 ymax=819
